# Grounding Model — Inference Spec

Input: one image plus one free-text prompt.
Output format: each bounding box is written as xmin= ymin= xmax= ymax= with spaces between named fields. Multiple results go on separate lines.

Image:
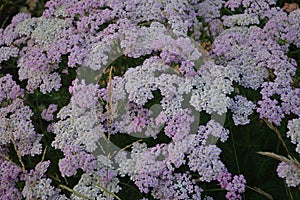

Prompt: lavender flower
xmin=58 ymin=146 xmax=97 ymax=177
xmin=0 ymin=160 xmax=22 ymax=199
xmin=1 ymin=13 xmax=31 ymax=45
xmin=281 ymin=88 xmax=300 ymax=117
xmin=197 ymin=0 xmax=225 ymax=36
xmin=111 ymin=103 xmax=153 ymax=134
xmin=71 ymin=155 xmax=121 ymax=200
xmin=224 ymin=0 xmax=242 ymax=11
xmin=217 ymin=172 xmax=246 ymax=200
xmin=242 ymin=0 xmax=276 ymax=16
xmin=196 ymin=120 xmax=230 ymax=145
xmin=188 ymin=144 xmax=226 ymax=182
xmin=230 ymin=95 xmax=255 ymax=125
xmin=41 ymin=104 xmax=58 ymax=121
xmin=257 ymin=97 xmax=284 ymax=126
xmin=164 ymin=109 xmax=194 ymax=142
xmin=166 ymin=135 xmax=194 ymax=168
xmin=288 ymin=9 xmax=300 ymax=47
xmin=277 ymin=161 xmax=300 ymax=187
xmin=0 ymin=75 xmax=42 ymax=156
xmin=4 ymin=0 xmax=299 ymax=199
xmin=151 ymin=172 xmax=202 ymax=200
xmin=52 ymin=79 xmax=106 ymax=153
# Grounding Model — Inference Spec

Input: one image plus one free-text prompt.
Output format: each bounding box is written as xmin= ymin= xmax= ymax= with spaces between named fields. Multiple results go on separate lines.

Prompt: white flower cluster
xmin=191 ymin=61 xmax=236 ymax=115
xmin=223 ymin=13 xmax=260 ymax=27
xmin=72 ymin=155 xmax=121 ymax=200
xmin=123 ymin=58 xmax=164 ymax=105
xmin=16 ymin=17 xmax=68 ymax=47
xmin=213 ymin=26 xmax=270 ymax=89
xmin=52 ymin=80 xmax=106 ymax=153
xmin=82 ymin=41 xmax=113 ymax=70
xmin=115 ymin=57 xmax=235 ymax=118
xmin=0 ymin=46 xmax=19 ymax=63
xmin=24 ymin=178 xmax=68 ymax=200
xmin=287 ymin=118 xmax=300 ymax=154
xmin=115 ymin=0 xmax=200 ymax=36
xmin=115 ymin=142 xmax=148 ymax=177
xmin=121 ymin=22 xmax=167 ymax=58
xmin=120 ymin=21 xmax=201 ymax=60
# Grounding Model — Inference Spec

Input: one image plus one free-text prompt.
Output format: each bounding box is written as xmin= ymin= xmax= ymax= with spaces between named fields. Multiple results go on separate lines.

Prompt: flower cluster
xmin=115 ymin=141 xmax=205 ymax=199
xmin=114 ymin=119 xmax=232 ymax=198
xmin=276 ymin=161 xmax=300 ymax=187
xmin=230 ymin=95 xmax=255 ymax=126
xmin=71 ymin=155 xmax=121 ymax=200
xmin=200 ymin=0 xmax=300 ymax=188
xmin=0 ymin=0 xmax=299 ymax=199
xmin=217 ymin=172 xmax=246 ymax=200
xmin=207 ymin=1 xmax=300 ymax=126
xmin=0 ymin=74 xmax=42 ymax=156
xmin=41 ymin=104 xmax=58 ymax=121
xmin=52 ymin=79 xmax=106 ymax=153
xmin=0 ymin=160 xmax=22 ymax=199
xmin=287 ymin=118 xmax=300 ymax=154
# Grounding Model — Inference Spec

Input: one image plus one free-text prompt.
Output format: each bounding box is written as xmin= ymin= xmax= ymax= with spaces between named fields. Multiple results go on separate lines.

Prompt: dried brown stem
xmin=246 ymin=186 xmax=273 ymax=200
xmin=257 ymin=151 xmax=300 ymax=170
xmin=58 ymin=184 xmax=93 ymax=200
xmin=263 ymin=119 xmax=290 ymax=155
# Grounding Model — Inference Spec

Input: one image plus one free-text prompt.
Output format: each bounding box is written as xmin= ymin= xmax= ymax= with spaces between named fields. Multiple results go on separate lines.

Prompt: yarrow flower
xmin=230 ymin=95 xmax=255 ymax=125
xmin=58 ymin=145 xmax=97 ymax=177
xmin=222 ymin=13 xmax=260 ymax=27
xmin=2 ymin=0 xmax=300 ymax=199
xmin=188 ymin=144 xmax=226 ymax=182
xmin=52 ymin=79 xmax=106 ymax=153
xmin=196 ymin=120 xmax=230 ymax=145
xmin=217 ymin=172 xmax=246 ymax=200
xmin=0 ymin=160 xmax=22 ymax=199
xmin=41 ymin=104 xmax=58 ymax=121
xmin=71 ymin=155 xmax=121 ymax=200
xmin=191 ymin=61 xmax=235 ymax=115
xmin=0 ymin=75 xmax=42 ymax=156
xmin=0 ymin=46 xmax=19 ymax=63
xmin=277 ymin=161 xmax=300 ymax=187
xmin=287 ymin=118 xmax=300 ymax=154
